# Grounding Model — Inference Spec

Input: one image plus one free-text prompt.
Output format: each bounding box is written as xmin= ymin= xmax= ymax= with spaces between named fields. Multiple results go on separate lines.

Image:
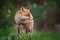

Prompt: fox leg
xmin=26 ymin=19 xmax=34 ymax=34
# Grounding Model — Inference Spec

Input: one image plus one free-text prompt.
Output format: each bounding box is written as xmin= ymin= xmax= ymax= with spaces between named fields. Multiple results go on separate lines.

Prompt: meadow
xmin=0 ymin=30 xmax=60 ymax=40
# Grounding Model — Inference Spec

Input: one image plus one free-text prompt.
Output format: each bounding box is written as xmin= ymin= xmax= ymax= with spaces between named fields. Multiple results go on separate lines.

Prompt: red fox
xmin=14 ymin=7 xmax=34 ymax=34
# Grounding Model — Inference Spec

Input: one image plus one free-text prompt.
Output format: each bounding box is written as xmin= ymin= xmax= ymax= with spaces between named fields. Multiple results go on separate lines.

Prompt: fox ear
xmin=22 ymin=7 xmax=23 ymax=11
xmin=21 ymin=7 xmax=25 ymax=12
xmin=21 ymin=7 xmax=26 ymax=12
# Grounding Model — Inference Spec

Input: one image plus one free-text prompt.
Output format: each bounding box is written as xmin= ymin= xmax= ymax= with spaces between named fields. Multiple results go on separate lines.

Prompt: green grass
xmin=16 ymin=31 xmax=60 ymax=40
xmin=0 ymin=30 xmax=60 ymax=40
xmin=11 ymin=31 xmax=60 ymax=40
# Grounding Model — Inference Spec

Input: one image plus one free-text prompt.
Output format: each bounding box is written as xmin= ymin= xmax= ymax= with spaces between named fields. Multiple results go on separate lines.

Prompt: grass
xmin=15 ymin=31 xmax=60 ymax=40
xmin=0 ymin=30 xmax=60 ymax=40
xmin=17 ymin=31 xmax=60 ymax=40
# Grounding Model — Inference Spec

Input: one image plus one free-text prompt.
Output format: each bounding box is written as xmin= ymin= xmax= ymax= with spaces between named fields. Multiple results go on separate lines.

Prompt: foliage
xmin=15 ymin=31 xmax=60 ymax=40
xmin=0 ymin=31 xmax=60 ymax=40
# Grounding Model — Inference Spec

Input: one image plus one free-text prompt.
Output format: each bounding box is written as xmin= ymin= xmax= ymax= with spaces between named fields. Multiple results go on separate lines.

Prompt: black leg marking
xmin=12 ymin=35 xmax=16 ymax=40
xmin=18 ymin=26 xmax=20 ymax=34
xmin=26 ymin=27 xmax=28 ymax=34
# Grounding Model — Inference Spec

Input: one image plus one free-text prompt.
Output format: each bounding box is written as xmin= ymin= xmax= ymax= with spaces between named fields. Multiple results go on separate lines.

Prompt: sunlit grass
xmin=0 ymin=30 xmax=60 ymax=40
xmin=16 ymin=31 xmax=60 ymax=40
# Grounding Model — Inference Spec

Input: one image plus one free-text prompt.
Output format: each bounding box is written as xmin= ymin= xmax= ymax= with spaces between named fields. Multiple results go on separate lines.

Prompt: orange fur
xmin=15 ymin=7 xmax=34 ymax=34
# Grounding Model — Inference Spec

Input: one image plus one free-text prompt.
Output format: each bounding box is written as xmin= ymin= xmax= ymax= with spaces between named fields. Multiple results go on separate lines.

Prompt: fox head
xmin=20 ymin=7 xmax=31 ymax=18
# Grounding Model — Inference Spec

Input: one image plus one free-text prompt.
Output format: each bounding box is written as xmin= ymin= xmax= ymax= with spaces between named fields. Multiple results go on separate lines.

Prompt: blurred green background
xmin=0 ymin=0 xmax=60 ymax=40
